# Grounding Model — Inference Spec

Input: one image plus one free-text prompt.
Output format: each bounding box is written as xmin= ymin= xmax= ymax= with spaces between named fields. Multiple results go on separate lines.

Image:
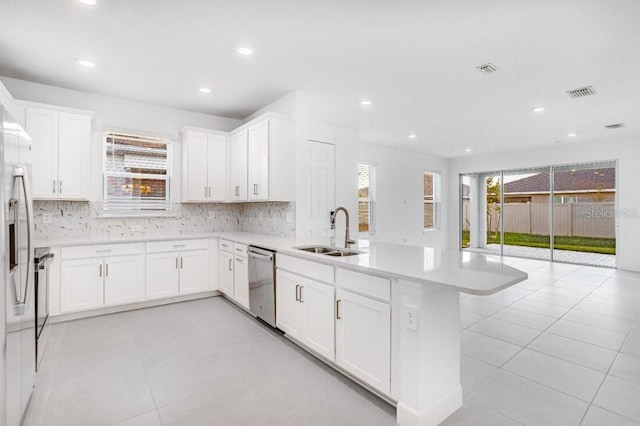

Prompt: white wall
xmin=448 ymin=138 xmax=640 ymax=271
xmin=0 ymin=76 xmax=242 ymax=202
xmin=360 ymin=143 xmax=449 ymax=248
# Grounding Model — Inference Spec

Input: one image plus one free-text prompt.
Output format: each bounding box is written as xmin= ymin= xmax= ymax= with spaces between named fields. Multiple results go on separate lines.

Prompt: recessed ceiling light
xmin=567 ymin=133 xmax=576 ymax=137
xmin=75 ymin=58 xmax=95 ymax=68
xmin=408 ymin=134 xmax=417 ymax=139
xmin=237 ymin=47 xmax=253 ymax=56
xmin=533 ymin=107 xmax=545 ymax=112
xmin=465 ymin=148 xmax=472 ymax=152
xmin=77 ymin=0 xmax=97 ymax=5
xmin=199 ymin=88 xmax=211 ymax=94
xmin=360 ymin=100 xmax=372 ymax=106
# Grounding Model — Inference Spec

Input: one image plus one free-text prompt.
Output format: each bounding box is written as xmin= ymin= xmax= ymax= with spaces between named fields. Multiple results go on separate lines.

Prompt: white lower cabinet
xmin=335 ymin=288 xmax=391 ymax=394
xmin=276 ymin=270 xmax=335 ymax=360
xmin=60 ymin=246 xmax=145 ymax=313
xmin=218 ymin=250 xmax=234 ymax=297
xmin=233 ymin=255 xmax=249 ymax=309
xmin=145 ymin=240 xmax=211 ymax=299
xmin=60 ymin=258 xmax=104 ymax=313
xmin=103 ymin=255 xmax=145 ymax=306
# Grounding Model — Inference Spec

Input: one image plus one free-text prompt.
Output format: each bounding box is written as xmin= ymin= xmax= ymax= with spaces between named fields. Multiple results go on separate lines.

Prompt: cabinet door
xmin=207 ymin=134 xmax=227 ymax=201
xmin=60 ymin=258 xmax=103 ymax=313
xmin=146 ymin=252 xmax=180 ymax=300
xmin=233 ymin=255 xmax=249 ymax=309
xmin=179 ymin=249 xmax=210 ymax=295
xmin=26 ymin=108 xmax=58 ymax=199
xmin=335 ymin=289 xmax=391 ymax=394
xmin=247 ymin=120 xmax=269 ymax=201
xmin=57 ymin=112 xmax=91 ymax=199
xmin=218 ymin=250 xmax=235 ymax=297
xmin=300 ymin=278 xmax=335 ymax=361
xmin=229 ymin=129 xmax=248 ymax=201
xmin=185 ymin=131 xmax=209 ymax=201
xmin=104 ymin=254 xmax=144 ymax=306
xmin=275 ymin=270 xmax=304 ymax=341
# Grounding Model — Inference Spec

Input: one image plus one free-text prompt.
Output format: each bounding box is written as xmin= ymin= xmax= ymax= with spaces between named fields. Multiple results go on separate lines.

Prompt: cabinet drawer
xmin=219 ymin=239 xmax=234 ymax=253
xmin=277 ymin=254 xmax=334 ymax=284
xmin=146 ymin=239 xmax=208 ymax=253
xmin=233 ymin=242 xmax=248 ymax=257
xmin=62 ymin=243 xmax=144 ymax=260
xmin=335 ymin=268 xmax=390 ymax=302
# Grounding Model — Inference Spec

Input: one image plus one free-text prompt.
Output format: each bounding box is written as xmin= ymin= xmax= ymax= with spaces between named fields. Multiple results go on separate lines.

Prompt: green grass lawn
xmin=461 ymin=231 xmax=616 ymax=255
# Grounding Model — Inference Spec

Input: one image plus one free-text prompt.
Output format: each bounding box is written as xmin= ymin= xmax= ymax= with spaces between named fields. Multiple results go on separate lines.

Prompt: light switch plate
xmin=403 ymin=304 xmax=419 ymax=331
xmin=42 ymin=213 xmax=52 ymax=224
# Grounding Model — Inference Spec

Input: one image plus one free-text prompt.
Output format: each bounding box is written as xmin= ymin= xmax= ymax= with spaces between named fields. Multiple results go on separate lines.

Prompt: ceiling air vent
xmin=605 ymin=123 xmax=625 ymax=129
xmin=566 ymin=86 xmax=596 ymax=99
xmin=477 ymin=63 xmax=499 ymax=74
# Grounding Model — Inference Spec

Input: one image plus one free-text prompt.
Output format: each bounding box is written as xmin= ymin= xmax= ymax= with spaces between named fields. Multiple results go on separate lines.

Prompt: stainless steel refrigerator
xmin=1 ymin=105 xmax=35 ymax=426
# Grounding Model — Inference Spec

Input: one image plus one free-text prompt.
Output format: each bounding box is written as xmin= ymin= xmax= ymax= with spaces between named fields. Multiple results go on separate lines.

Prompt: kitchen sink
xmin=294 ymin=245 xmax=363 ymax=257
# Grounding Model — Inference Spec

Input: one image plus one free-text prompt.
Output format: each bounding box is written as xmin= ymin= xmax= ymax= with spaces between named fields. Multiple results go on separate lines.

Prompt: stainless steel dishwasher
xmin=248 ymin=246 xmax=276 ymax=327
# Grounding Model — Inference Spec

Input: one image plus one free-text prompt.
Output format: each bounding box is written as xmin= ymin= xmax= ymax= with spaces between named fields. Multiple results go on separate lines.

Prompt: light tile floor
xmin=23 ymin=257 xmax=640 ymax=426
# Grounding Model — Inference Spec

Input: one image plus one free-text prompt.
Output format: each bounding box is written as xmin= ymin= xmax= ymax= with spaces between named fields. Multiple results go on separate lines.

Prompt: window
xmin=358 ymin=163 xmax=376 ymax=234
xmin=103 ymin=132 xmax=172 ymax=215
xmin=553 ymin=195 xmax=577 ymax=204
xmin=424 ymin=171 xmax=441 ymax=230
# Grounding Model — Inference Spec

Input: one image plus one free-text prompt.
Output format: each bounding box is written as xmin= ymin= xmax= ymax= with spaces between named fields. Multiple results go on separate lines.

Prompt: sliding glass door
xmin=461 ymin=161 xmax=616 ymax=267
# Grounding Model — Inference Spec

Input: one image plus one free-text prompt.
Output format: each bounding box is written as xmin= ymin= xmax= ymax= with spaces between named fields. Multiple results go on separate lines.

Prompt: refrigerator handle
xmin=14 ymin=165 xmax=33 ymax=308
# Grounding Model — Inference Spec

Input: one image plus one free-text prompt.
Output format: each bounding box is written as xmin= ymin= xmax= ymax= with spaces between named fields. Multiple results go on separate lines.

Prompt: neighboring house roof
xmin=504 ymin=168 xmax=615 ymax=194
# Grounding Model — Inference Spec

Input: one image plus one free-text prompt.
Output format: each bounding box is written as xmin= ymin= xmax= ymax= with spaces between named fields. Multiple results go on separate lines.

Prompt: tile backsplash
xmin=34 ymin=201 xmax=295 ymax=241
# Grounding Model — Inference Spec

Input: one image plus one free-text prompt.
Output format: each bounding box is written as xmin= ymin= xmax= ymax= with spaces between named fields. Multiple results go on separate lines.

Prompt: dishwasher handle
xmin=248 ymin=251 xmax=273 ymax=262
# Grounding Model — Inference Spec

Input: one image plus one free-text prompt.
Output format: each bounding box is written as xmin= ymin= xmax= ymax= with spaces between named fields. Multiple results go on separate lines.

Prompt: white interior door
xmin=304 ymin=141 xmax=335 ymax=237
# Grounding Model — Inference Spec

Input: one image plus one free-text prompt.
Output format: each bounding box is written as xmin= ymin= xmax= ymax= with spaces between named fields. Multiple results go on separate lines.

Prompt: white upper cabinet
xmin=229 ymin=129 xmax=248 ymax=201
xmin=27 ymin=107 xmax=91 ymax=200
xmin=182 ymin=129 xmax=227 ymax=202
xmin=247 ymin=120 xmax=269 ymax=201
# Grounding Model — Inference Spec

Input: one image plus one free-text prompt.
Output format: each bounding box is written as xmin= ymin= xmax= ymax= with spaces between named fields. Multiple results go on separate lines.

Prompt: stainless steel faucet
xmin=330 ymin=207 xmax=356 ymax=248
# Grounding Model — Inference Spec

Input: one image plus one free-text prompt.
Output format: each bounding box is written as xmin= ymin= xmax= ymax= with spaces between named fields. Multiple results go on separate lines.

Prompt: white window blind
xmin=424 ymin=171 xmax=441 ymax=230
xmin=358 ymin=163 xmax=376 ymax=234
xmin=103 ymin=132 xmax=172 ymax=215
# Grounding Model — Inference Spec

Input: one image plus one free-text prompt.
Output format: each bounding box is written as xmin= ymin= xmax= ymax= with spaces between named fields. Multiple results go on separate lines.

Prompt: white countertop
xmin=36 ymin=231 xmax=527 ymax=295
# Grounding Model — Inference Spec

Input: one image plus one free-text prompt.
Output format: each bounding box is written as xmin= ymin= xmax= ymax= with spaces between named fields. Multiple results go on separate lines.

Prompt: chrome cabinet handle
xmin=53 ymin=180 xmax=56 ymax=193
xmin=99 ymin=264 xmax=102 ymax=277
xmin=253 ymin=184 xmax=258 ymax=195
xmin=295 ymin=284 xmax=300 ymax=301
xmin=175 ymin=257 xmax=179 ymax=269
xmin=208 ymin=186 xmax=212 ymax=197
xmin=173 ymin=244 xmax=185 ymax=248
xmin=236 ymin=258 xmax=244 ymax=264
xmin=336 ymin=300 xmax=341 ymax=319
xmin=235 ymin=185 xmax=240 ymax=197
xmin=180 ymin=257 xmax=183 ymax=269
xmin=228 ymin=258 xmax=233 ymax=271
xmin=59 ymin=180 xmax=62 ymax=193
xmin=204 ymin=185 xmax=207 ymax=197
xmin=299 ymin=286 xmax=304 ymax=303
xmin=96 ymin=249 xmax=112 ymax=254
xmin=105 ymin=264 xmax=109 ymax=277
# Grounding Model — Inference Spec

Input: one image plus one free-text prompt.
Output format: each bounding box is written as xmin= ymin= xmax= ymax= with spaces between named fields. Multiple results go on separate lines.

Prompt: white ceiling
xmin=1 ymin=0 xmax=639 ymax=158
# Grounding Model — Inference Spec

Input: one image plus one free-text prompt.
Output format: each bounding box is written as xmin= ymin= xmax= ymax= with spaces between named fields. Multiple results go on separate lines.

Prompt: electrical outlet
xmin=131 ymin=225 xmax=143 ymax=232
xmin=286 ymin=212 xmax=294 ymax=224
xmin=403 ymin=304 xmax=419 ymax=331
xmin=42 ymin=213 xmax=52 ymax=224
xmin=208 ymin=211 xmax=216 ymax=220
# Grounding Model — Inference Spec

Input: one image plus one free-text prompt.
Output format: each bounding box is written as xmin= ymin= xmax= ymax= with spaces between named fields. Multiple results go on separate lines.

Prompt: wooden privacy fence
xmin=463 ymin=202 xmax=615 ymax=239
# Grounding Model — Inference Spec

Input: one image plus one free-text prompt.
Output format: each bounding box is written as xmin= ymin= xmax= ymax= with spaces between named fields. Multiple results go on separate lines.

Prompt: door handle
xmin=99 ymin=264 xmax=102 ymax=277
xmin=299 ymin=286 xmax=304 ymax=303
xmin=105 ymin=263 xmax=109 ymax=277
xmin=181 ymin=257 xmax=183 ymax=269
xmin=53 ymin=180 xmax=56 ymax=193
xmin=235 ymin=186 xmax=240 ymax=197
xmin=336 ymin=299 xmax=341 ymax=319
xmin=228 ymin=258 xmax=233 ymax=271
xmin=295 ymin=284 xmax=300 ymax=301
xmin=59 ymin=180 xmax=62 ymax=193
xmin=253 ymin=183 xmax=258 ymax=195
xmin=208 ymin=186 xmax=212 ymax=197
